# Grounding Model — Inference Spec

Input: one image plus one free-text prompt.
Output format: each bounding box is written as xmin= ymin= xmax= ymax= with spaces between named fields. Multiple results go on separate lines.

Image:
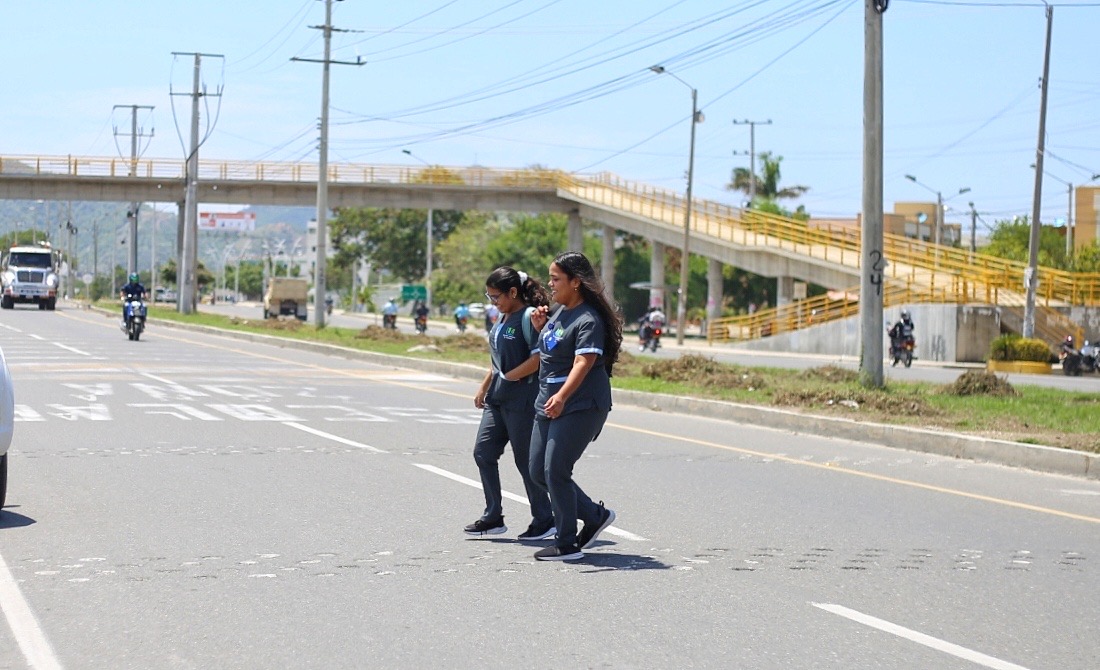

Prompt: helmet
xmin=1065 ymin=335 xmax=1074 ymax=345
xmin=128 ymin=273 xmax=139 ymax=282
xmin=901 ymin=310 xmax=911 ymax=321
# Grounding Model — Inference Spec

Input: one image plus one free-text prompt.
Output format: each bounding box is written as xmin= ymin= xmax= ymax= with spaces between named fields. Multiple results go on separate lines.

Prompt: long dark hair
xmin=552 ymin=251 xmax=623 ymax=376
xmin=486 ymin=266 xmax=549 ymax=310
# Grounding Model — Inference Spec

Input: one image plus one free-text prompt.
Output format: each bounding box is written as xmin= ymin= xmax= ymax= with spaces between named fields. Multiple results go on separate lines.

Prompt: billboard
xmin=199 ymin=211 xmax=256 ymax=232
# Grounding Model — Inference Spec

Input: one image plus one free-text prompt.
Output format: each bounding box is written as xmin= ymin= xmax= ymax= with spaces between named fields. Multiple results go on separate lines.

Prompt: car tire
xmin=0 ymin=454 xmax=7 ymax=510
xmin=0 ymin=297 xmax=11 ymax=309
xmin=47 ymin=298 xmax=56 ymax=311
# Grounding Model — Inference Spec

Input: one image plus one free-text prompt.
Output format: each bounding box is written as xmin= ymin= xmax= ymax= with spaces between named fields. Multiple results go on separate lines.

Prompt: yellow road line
xmin=56 ymin=310 xmax=1100 ymax=525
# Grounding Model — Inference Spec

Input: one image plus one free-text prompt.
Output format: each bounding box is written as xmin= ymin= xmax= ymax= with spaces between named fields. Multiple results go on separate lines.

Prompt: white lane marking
xmin=0 ymin=323 xmax=20 ymax=332
xmin=812 ymin=603 xmax=1031 ymax=670
xmin=283 ymin=422 xmax=386 ymax=453
xmin=52 ymin=343 xmax=90 ymax=357
xmin=28 ymin=334 xmax=44 ymax=341
xmin=413 ymin=463 xmax=649 ymax=542
xmin=0 ymin=550 xmax=64 ymax=670
xmin=1060 ymin=489 xmax=1100 ymax=497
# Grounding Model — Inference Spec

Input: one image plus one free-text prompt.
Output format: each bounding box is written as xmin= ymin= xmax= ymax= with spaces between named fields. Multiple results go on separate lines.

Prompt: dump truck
xmin=263 ymin=277 xmax=308 ymax=320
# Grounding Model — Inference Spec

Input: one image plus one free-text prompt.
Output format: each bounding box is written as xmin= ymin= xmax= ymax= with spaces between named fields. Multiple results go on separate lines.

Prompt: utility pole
xmin=171 ymin=52 xmax=223 ymax=314
xmin=1023 ymin=4 xmax=1053 ymax=339
xmin=860 ymin=0 xmax=886 ymax=389
xmin=969 ymin=201 xmax=978 ymax=255
xmin=113 ymin=104 xmax=154 ymax=276
xmin=293 ymin=0 xmax=364 ymax=328
xmin=732 ymin=119 xmax=772 ymax=205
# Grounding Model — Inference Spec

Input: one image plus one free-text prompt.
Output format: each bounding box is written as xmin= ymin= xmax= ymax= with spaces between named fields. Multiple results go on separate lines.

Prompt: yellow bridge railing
xmin=5 ymin=154 xmax=1100 ymax=309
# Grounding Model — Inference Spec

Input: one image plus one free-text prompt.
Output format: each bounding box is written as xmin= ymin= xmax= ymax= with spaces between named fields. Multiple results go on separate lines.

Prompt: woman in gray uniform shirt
xmin=528 ymin=251 xmax=623 ymax=561
xmin=464 ymin=267 xmax=556 ymax=541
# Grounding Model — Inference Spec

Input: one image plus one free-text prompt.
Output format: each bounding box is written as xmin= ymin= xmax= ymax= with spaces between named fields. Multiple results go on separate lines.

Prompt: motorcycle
xmin=1080 ymin=341 xmax=1098 ymax=374
xmin=121 ymin=296 xmax=147 ymax=342
xmin=415 ymin=315 xmax=428 ymax=335
xmin=639 ymin=322 xmax=663 ymax=352
xmin=382 ymin=313 xmax=397 ymax=330
xmin=889 ymin=334 xmax=915 ymax=368
xmin=455 ymin=316 xmax=468 ymax=333
xmin=1060 ymin=345 xmax=1083 ymax=376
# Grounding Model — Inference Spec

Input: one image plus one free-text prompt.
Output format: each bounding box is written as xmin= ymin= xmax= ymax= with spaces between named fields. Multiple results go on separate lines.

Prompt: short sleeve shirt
xmin=535 ymin=302 xmax=612 ymax=418
xmin=485 ymin=308 xmax=539 ymax=410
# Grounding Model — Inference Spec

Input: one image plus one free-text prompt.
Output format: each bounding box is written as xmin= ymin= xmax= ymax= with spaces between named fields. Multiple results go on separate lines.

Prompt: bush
xmin=989 ymin=334 xmax=1052 ymax=362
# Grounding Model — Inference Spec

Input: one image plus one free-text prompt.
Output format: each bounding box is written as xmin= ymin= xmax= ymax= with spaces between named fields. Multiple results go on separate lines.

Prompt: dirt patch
xmin=773 ymin=388 xmax=939 ymax=417
xmin=942 ymin=370 xmax=1018 ymax=397
xmin=639 ymin=354 xmax=766 ymax=390
xmin=800 ymin=365 xmax=859 ymax=384
xmin=352 ymin=326 xmax=488 ymax=353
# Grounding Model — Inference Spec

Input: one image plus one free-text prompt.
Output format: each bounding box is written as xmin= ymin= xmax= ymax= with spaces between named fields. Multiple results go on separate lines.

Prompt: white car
xmin=0 ymin=346 xmax=13 ymax=510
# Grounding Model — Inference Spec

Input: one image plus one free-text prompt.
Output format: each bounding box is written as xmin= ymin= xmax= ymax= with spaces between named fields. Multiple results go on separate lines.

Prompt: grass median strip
xmin=142 ymin=306 xmax=1100 ymax=453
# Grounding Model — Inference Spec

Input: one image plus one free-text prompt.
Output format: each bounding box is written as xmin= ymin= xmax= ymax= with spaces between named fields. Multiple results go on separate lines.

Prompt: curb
xmin=129 ymin=310 xmax=1099 ymax=481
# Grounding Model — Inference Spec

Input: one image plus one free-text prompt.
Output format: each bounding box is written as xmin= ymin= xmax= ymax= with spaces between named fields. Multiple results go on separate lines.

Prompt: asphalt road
xmin=2 ymin=303 xmax=1099 ymax=669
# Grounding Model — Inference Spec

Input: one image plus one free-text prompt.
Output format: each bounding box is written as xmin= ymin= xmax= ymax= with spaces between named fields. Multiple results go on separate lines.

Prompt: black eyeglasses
xmin=484 ymin=291 xmax=502 ymax=304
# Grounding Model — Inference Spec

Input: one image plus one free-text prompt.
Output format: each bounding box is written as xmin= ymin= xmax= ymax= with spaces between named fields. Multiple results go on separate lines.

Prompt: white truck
xmin=1 ymin=245 xmax=59 ymax=310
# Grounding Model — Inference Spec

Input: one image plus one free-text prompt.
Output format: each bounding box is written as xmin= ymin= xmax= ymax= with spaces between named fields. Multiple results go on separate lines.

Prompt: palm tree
xmin=726 ymin=152 xmax=809 ymax=203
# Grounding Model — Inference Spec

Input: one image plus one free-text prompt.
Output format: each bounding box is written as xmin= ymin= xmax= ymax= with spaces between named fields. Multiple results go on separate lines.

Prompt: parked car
xmin=467 ymin=302 xmax=486 ymax=319
xmin=0 ymin=346 xmax=14 ymax=510
xmin=154 ymin=287 xmax=178 ymax=303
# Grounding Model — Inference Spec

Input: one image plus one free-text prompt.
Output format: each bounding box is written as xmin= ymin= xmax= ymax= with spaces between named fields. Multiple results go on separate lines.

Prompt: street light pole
xmin=650 ymin=65 xmax=703 ymax=346
xmin=904 ymin=175 xmax=970 ymax=248
xmin=403 ymin=149 xmax=434 ymax=310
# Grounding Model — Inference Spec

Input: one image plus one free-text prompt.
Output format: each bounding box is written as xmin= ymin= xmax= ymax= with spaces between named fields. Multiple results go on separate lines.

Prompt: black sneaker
xmin=517 ymin=522 xmax=556 ymax=541
xmin=577 ymin=502 xmax=616 ymax=550
xmin=534 ymin=544 xmax=583 ymax=561
xmin=463 ymin=517 xmax=507 ymax=536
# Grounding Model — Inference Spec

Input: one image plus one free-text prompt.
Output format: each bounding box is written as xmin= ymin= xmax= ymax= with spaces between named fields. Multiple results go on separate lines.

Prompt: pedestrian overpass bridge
xmin=2 ymin=154 xmax=1097 ymax=352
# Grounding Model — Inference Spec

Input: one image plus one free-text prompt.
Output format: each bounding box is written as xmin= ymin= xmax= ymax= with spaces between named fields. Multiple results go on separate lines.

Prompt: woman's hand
xmin=530 ymin=305 xmax=549 ymax=331
xmin=543 ymin=393 xmax=564 ymax=419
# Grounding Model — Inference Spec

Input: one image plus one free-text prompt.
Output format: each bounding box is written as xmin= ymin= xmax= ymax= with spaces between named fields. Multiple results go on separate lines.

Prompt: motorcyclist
xmin=638 ymin=306 xmax=666 ymax=347
xmin=1060 ymin=335 xmax=1081 ymax=375
xmin=414 ymin=301 xmax=430 ymax=333
xmin=119 ymin=273 xmax=146 ymax=325
xmin=454 ymin=301 xmax=470 ymax=331
xmin=888 ymin=310 xmax=915 ymax=366
xmin=382 ymin=298 xmax=398 ymax=328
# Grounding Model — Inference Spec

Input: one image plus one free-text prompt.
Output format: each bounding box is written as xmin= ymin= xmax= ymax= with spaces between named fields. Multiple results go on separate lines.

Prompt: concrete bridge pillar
xmin=567 ymin=209 xmax=583 ymax=252
xmin=650 ymin=241 xmax=666 ymax=309
xmin=777 ymin=275 xmax=794 ymax=307
xmin=601 ymin=225 xmax=615 ymax=302
xmin=706 ymin=259 xmax=723 ymax=322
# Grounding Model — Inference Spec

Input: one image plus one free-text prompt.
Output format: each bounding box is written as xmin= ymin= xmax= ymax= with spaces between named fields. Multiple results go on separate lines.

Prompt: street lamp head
xmin=958 ymin=187 xmax=971 ymax=195
xmin=401 ymin=149 xmax=412 ymax=156
xmin=649 ymin=65 xmax=666 ymax=74
xmin=904 ymin=174 xmax=917 ymax=182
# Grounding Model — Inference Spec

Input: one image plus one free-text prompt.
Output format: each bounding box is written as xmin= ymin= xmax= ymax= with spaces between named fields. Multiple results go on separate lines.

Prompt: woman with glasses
xmin=528 ymin=251 xmax=623 ymax=561
xmin=464 ymin=267 xmax=556 ymax=541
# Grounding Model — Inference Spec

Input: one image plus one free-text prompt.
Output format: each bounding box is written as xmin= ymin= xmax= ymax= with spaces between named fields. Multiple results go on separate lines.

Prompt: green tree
xmin=726 ymin=152 xmax=809 ymax=210
xmin=1068 ymin=242 xmax=1100 ymax=272
xmin=159 ymin=259 xmax=215 ymax=291
xmin=981 ymin=216 xmax=1066 ymax=268
xmin=328 ymin=207 xmax=462 ymax=284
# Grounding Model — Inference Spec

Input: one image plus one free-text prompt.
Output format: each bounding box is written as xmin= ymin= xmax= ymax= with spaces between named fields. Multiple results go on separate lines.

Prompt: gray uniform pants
xmin=473 ymin=403 xmax=553 ymax=525
xmin=529 ymin=408 xmax=609 ymax=549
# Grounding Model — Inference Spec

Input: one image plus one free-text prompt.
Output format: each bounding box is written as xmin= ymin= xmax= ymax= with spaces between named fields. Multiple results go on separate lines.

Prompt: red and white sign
xmin=199 ymin=211 xmax=256 ymax=232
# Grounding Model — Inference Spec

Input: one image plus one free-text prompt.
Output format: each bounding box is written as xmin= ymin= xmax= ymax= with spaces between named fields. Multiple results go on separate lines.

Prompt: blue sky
xmin=4 ymin=1 xmax=1098 ymax=231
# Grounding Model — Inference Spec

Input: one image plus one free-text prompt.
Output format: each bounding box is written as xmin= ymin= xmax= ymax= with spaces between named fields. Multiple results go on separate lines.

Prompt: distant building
xmin=1075 ymin=184 xmax=1100 ymax=250
xmin=810 ymin=201 xmax=963 ymax=245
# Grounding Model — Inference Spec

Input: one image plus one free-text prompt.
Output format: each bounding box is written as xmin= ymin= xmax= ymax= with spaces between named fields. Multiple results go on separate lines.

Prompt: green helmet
xmin=129 ymin=273 xmax=139 ymax=282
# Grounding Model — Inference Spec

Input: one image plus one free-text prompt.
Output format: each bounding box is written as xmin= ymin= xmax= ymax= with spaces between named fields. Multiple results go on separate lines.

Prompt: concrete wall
xmin=731 ymin=303 xmax=1000 ymax=363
